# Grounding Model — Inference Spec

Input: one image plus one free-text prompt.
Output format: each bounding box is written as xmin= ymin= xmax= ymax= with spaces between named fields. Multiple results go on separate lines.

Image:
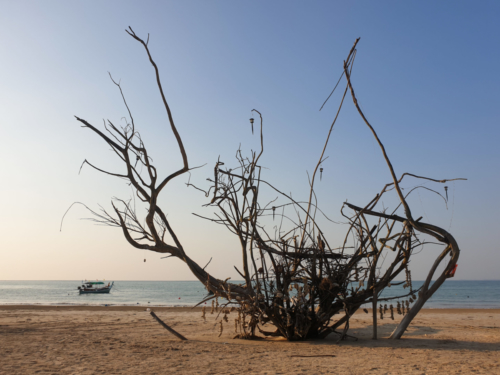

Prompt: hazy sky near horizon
xmin=1 ymin=1 xmax=499 ymax=281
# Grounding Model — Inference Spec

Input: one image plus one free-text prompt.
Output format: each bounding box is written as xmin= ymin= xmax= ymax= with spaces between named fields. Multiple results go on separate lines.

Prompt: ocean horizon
xmin=1 ymin=280 xmax=499 ymax=309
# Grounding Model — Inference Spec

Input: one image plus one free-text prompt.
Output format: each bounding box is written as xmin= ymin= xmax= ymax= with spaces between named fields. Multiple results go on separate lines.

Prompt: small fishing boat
xmin=78 ymin=281 xmax=114 ymax=294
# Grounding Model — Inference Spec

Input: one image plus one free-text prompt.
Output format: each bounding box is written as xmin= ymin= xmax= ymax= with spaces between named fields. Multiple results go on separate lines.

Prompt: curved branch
xmin=125 ymin=27 xmax=189 ymax=192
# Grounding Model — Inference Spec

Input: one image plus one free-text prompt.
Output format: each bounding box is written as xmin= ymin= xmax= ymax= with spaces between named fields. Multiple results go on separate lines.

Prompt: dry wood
xmin=70 ymin=30 xmax=466 ymax=342
xmin=150 ymin=311 xmax=187 ymax=341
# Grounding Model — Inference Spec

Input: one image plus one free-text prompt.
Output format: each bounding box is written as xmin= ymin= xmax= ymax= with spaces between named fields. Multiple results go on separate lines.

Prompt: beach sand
xmin=1 ymin=305 xmax=499 ymax=374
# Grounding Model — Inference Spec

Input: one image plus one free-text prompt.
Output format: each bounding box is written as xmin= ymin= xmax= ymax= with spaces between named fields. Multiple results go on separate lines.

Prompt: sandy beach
xmin=1 ymin=305 xmax=499 ymax=374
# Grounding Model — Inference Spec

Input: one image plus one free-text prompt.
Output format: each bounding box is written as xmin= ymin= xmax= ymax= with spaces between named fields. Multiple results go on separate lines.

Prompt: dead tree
xmin=70 ymin=27 xmax=248 ymax=299
xmin=69 ymin=29 xmax=465 ymax=341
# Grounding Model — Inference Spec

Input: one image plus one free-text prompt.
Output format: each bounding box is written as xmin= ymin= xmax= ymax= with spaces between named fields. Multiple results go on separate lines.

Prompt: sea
xmin=0 ymin=280 xmax=499 ymax=309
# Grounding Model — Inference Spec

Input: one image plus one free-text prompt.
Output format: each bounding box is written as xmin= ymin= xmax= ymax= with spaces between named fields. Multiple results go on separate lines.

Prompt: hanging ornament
xmin=318 ymin=234 xmax=325 ymax=251
xmin=144 ymin=259 xmax=146 ymax=262
xmin=320 ymin=167 xmax=324 ymax=181
xmin=218 ymin=320 xmax=224 ymax=337
xmin=444 ymin=186 xmax=449 ymax=201
xmin=201 ymin=306 xmax=206 ymax=321
xmin=249 ymin=117 xmax=254 ymax=134
xmin=272 ymin=206 xmax=276 ymax=220
xmin=405 ymin=267 xmax=413 ymax=291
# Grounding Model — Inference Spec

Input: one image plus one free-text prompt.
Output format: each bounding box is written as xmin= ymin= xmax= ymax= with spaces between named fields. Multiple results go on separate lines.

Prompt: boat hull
xmin=78 ymin=282 xmax=113 ymax=295
xmin=78 ymin=288 xmax=112 ymax=294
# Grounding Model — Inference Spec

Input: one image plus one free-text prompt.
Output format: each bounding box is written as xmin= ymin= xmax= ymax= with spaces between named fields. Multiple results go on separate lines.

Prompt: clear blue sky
xmin=1 ymin=1 xmax=498 ymax=280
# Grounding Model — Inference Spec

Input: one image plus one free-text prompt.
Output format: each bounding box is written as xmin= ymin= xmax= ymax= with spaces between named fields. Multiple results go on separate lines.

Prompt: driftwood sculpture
xmin=70 ymin=29 xmax=465 ymax=341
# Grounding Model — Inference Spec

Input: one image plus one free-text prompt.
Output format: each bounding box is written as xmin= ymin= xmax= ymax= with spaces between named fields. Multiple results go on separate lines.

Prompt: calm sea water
xmin=0 ymin=280 xmax=499 ymax=308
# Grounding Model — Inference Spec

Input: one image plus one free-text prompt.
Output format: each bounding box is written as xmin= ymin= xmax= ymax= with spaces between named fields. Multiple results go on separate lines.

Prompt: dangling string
xmin=417 ymin=189 xmax=429 ymax=223
xmin=448 ymin=181 xmax=456 ymax=231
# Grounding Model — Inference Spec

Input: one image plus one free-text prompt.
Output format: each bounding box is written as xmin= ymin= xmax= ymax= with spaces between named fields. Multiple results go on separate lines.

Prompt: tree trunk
xmin=390 ymin=293 xmax=426 ymax=339
xmin=390 ymin=241 xmax=458 ymax=339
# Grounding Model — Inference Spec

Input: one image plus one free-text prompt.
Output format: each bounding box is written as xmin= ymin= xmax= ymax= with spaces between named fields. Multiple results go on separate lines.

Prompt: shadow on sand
xmin=303 ymin=323 xmax=500 ymax=352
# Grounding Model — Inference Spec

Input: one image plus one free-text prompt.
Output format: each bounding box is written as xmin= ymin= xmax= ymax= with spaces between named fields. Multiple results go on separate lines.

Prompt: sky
xmin=1 ymin=1 xmax=499 ymax=281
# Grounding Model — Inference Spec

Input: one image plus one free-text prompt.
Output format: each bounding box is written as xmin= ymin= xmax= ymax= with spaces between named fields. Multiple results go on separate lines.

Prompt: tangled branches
xmin=70 ymin=30 xmax=465 ymax=342
xmin=193 ymin=38 xmax=465 ymax=341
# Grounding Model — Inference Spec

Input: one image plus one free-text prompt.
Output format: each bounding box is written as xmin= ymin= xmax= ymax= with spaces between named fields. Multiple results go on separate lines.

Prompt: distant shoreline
xmin=1 ymin=304 xmax=500 ymax=313
xmin=0 ymin=304 xmax=203 ymax=312
xmin=2 ymin=280 xmax=499 ymax=309
xmin=2 ymin=279 xmax=499 ymax=282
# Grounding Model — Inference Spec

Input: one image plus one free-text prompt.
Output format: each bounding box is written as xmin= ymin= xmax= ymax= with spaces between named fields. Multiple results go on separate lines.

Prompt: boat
xmin=78 ymin=281 xmax=114 ymax=294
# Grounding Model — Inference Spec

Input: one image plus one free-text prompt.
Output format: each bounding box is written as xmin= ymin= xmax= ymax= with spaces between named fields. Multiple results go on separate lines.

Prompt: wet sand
xmin=1 ymin=306 xmax=499 ymax=374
